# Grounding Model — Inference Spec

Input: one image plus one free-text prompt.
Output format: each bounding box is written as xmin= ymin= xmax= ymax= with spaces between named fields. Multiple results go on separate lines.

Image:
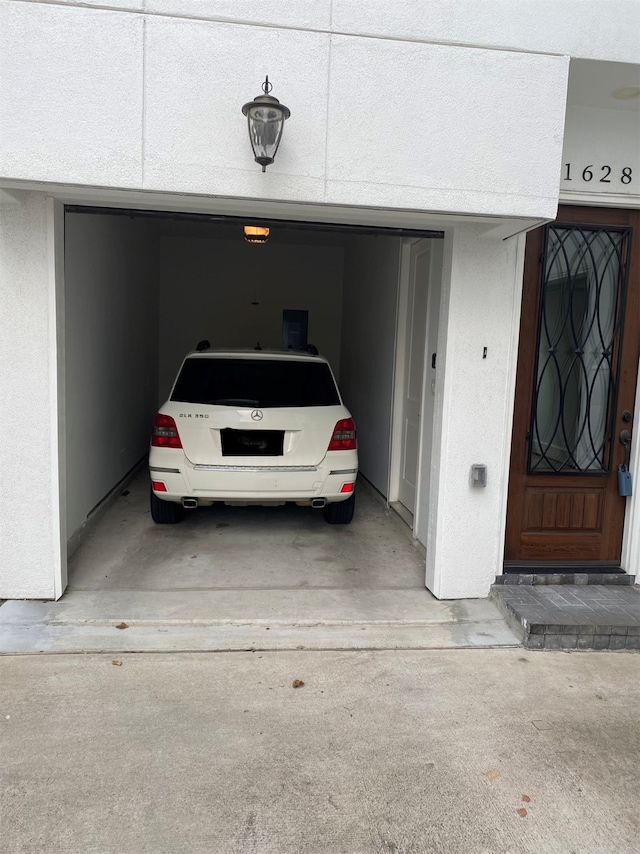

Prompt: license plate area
xmin=221 ymin=429 xmax=284 ymax=457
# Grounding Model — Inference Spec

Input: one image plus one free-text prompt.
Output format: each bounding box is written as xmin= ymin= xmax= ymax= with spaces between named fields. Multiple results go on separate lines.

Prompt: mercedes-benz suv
xmin=149 ymin=347 xmax=358 ymax=525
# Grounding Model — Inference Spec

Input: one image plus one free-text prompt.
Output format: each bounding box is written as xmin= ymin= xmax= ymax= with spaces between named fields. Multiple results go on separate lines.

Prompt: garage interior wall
xmin=157 ymin=232 xmax=345 ymax=400
xmin=64 ymin=212 xmax=159 ymax=541
xmin=340 ymin=235 xmax=402 ymax=497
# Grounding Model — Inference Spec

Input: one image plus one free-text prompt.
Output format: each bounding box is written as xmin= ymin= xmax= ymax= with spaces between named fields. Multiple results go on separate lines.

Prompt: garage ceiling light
xmin=244 ymin=225 xmax=270 ymax=244
xmin=242 ymin=77 xmax=290 ymax=172
xmin=612 ymin=86 xmax=640 ymax=100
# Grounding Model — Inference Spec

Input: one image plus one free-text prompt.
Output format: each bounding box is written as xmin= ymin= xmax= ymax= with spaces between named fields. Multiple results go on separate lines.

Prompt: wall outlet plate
xmin=471 ymin=464 xmax=487 ymax=487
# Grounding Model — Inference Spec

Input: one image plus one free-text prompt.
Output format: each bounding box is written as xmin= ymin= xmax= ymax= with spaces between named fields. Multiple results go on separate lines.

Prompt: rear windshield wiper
xmin=204 ymin=398 xmax=260 ymax=407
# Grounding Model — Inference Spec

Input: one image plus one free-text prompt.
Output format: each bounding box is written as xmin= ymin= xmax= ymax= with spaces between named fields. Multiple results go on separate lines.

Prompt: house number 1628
xmin=564 ymin=163 xmax=633 ymax=184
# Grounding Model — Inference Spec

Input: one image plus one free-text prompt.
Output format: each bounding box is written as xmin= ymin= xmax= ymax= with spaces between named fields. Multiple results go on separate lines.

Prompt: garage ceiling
xmin=65 ymin=206 xmax=444 ymax=246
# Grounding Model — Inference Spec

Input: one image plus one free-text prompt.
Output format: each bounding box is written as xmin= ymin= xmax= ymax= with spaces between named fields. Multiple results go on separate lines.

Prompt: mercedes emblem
xmin=251 ymin=410 xmax=263 ymax=421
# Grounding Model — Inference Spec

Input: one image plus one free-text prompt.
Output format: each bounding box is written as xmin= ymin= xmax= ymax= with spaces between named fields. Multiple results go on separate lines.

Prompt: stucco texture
xmin=0 ymin=192 xmax=60 ymax=598
xmin=428 ymin=225 xmax=523 ymax=599
xmin=333 ymin=0 xmax=640 ymax=65
xmin=1 ymin=0 xmax=569 ymax=220
xmin=0 ymin=1 xmax=143 ymax=187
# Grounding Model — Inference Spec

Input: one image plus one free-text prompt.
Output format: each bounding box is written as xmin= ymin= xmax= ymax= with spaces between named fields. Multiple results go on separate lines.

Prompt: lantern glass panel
xmin=247 ymin=105 xmax=285 ymax=164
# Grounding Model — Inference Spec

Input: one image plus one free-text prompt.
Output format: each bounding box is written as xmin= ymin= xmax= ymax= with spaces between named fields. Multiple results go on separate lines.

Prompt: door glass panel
xmin=529 ymin=224 xmax=631 ymax=473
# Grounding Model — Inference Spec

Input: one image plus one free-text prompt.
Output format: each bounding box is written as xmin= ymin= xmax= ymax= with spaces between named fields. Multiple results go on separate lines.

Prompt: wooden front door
xmin=505 ymin=206 xmax=639 ymax=565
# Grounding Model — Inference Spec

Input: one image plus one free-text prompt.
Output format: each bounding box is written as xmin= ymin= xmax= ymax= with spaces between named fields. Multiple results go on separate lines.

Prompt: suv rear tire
xmin=323 ymin=491 xmax=355 ymax=524
xmin=150 ymin=490 xmax=184 ymax=524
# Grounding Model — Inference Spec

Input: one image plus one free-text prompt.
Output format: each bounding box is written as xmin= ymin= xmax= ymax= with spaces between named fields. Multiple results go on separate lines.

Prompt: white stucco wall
xmin=426 ymin=225 xmax=525 ymax=599
xmin=157 ymin=234 xmax=345 ymax=399
xmin=0 ymin=1 xmax=144 ymax=188
xmin=0 ymin=191 xmax=64 ymax=598
xmin=24 ymin=0 xmax=639 ymax=63
xmin=0 ymin=0 xmax=569 ymax=221
xmin=332 ymin=1 xmax=640 ymax=65
xmin=561 ymin=105 xmax=640 ymax=202
xmin=64 ymin=212 xmax=159 ymax=541
xmin=340 ymin=235 xmax=402 ymax=496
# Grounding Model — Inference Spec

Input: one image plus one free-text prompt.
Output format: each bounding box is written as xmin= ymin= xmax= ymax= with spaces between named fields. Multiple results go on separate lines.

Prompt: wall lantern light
xmin=243 ymin=225 xmax=270 ymax=244
xmin=242 ymin=77 xmax=290 ymax=172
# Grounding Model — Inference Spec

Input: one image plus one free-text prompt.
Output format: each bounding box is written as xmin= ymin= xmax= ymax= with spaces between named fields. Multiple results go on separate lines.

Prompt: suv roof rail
xmin=196 ymin=340 xmax=210 ymax=352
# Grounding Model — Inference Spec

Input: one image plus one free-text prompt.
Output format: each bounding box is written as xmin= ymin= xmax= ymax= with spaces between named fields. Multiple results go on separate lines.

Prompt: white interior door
xmin=397 ymin=242 xmax=430 ymax=517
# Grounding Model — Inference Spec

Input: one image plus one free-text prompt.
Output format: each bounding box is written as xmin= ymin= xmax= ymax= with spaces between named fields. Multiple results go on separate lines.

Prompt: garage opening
xmin=62 ymin=205 xmax=444 ymax=604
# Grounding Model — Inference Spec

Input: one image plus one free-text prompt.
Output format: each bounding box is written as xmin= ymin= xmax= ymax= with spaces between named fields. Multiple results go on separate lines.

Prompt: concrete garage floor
xmin=0 ymin=474 xmax=520 ymax=653
xmin=2 ymin=649 xmax=638 ymax=854
xmin=70 ymin=473 xmax=427 ymax=593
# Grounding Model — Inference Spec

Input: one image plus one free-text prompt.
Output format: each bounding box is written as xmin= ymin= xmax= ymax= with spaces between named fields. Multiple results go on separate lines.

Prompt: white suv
xmin=149 ymin=346 xmax=358 ymax=525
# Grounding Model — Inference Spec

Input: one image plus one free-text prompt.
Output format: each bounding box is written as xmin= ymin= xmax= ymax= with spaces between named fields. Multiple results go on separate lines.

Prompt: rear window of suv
xmin=171 ymin=357 xmax=341 ymax=408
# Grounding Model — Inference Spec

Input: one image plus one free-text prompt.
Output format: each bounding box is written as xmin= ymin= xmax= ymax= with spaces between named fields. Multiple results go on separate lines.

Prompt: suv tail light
xmin=328 ymin=418 xmax=357 ymax=451
xmin=151 ymin=413 xmax=182 ymax=449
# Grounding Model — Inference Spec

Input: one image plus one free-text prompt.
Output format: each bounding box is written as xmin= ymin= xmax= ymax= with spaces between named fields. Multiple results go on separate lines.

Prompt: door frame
xmin=389 ymin=237 xmax=433 ymax=536
xmin=504 ymin=205 xmax=640 ymax=567
xmin=621 ymin=363 xmax=640 ymax=574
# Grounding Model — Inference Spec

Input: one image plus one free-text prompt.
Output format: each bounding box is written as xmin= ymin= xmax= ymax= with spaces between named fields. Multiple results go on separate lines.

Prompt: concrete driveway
xmin=2 ymin=648 xmax=638 ymax=854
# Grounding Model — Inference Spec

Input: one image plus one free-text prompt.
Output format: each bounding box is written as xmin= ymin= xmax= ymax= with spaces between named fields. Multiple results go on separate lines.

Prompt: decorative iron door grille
xmin=528 ymin=223 xmax=631 ymax=475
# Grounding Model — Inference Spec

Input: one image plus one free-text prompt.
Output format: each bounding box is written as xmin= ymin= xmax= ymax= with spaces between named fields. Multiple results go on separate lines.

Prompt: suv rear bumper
xmin=149 ymin=449 xmax=358 ymax=504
